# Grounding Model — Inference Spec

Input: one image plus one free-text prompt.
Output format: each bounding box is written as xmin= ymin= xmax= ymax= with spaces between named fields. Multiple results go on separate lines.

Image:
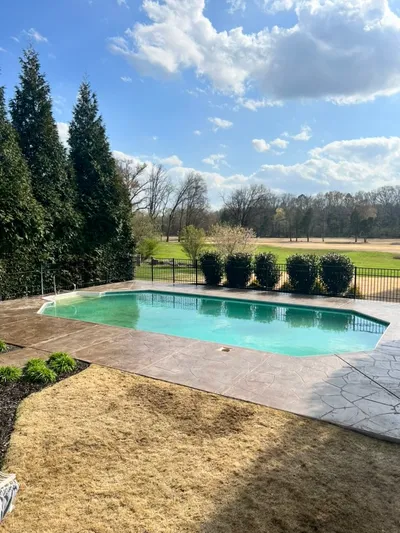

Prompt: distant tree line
xmin=0 ymin=48 xmax=133 ymax=297
xmin=219 ymin=185 xmax=400 ymax=242
xmin=125 ymin=162 xmax=400 ymax=243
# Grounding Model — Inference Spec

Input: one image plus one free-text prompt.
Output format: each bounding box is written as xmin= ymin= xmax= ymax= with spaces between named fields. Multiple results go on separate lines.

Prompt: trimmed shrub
xmin=225 ymin=253 xmax=253 ymax=289
xmin=0 ymin=340 xmax=7 ymax=353
xmin=286 ymin=254 xmax=320 ymax=294
xmin=23 ymin=359 xmax=56 ymax=384
xmin=254 ymin=253 xmax=280 ymax=290
xmin=345 ymin=284 xmax=363 ymax=299
xmin=320 ymin=253 xmax=354 ymax=295
xmin=0 ymin=366 xmax=22 ymax=384
xmin=199 ymin=252 xmax=224 ymax=286
xmin=48 ymin=352 xmax=77 ymax=374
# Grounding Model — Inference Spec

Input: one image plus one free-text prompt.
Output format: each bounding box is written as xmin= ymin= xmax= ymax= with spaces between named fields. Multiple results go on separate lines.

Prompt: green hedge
xmin=199 ymin=252 xmax=224 ymax=286
xmin=225 ymin=253 xmax=253 ymax=288
xmin=254 ymin=253 xmax=280 ymax=290
xmin=320 ymin=253 xmax=354 ymax=295
xmin=286 ymin=254 xmax=320 ymax=294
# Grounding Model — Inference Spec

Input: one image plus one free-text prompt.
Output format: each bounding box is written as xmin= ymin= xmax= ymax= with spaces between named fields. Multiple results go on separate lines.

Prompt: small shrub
xmin=23 ymin=359 xmax=56 ymax=384
xmin=48 ymin=352 xmax=77 ymax=374
xmin=286 ymin=254 xmax=320 ymax=294
xmin=199 ymin=252 xmax=224 ymax=285
xmin=254 ymin=253 xmax=280 ymax=290
xmin=311 ymin=279 xmax=327 ymax=295
xmin=0 ymin=366 xmax=22 ymax=384
xmin=320 ymin=253 xmax=354 ymax=295
xmin=225 ymin=253 xmax=253 ymax=288
xmin=138 ymin=237 xmax=159 ymax=261
xmin=0 ymin=340 xmax=7 ymax=353
xmin=345 ymin=284 xmax=363 ymax=299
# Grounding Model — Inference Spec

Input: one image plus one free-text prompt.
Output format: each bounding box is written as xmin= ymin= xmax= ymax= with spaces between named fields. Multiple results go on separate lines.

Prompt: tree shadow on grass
xmin=198 ymin=415 xmax=400 ymax=533
xmin=197 ymin=361 xmax=400 ymax=533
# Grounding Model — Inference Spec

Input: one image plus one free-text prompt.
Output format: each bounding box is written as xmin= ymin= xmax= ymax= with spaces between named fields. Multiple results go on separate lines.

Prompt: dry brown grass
xmin=3 ymin=365 xmax=400 ymax=533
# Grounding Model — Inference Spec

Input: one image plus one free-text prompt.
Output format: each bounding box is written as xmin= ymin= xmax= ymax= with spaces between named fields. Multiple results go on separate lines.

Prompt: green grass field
xmin=153 ymin=242 xmax=400 ymax=270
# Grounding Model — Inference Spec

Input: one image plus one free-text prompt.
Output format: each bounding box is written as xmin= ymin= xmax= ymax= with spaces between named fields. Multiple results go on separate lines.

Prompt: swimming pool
xmin=40 ymin=290 xmax=387 ymax=356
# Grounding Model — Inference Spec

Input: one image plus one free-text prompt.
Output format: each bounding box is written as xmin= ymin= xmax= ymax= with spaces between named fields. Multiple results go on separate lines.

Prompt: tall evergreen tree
xmin=69 ymin=81 xmax=134 ymax=280
xmin=10 ymin=48 xmax=78 ymax=262
xmin=0 ymin=86 xmax=43 ymax=258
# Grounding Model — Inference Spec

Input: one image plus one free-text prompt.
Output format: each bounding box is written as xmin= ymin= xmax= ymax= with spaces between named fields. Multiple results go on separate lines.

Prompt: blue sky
xmin=2 ymin=0 xmax=400 ymax=205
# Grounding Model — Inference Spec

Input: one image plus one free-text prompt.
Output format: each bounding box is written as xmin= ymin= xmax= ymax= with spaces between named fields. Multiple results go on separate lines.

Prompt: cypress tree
xmin=0 ymin=86 xmax=43 ymax=258
xmin=10 ymin=48 xmax=78 ymax=263
xmin=69 ymin=81 xmax=134 ymax=281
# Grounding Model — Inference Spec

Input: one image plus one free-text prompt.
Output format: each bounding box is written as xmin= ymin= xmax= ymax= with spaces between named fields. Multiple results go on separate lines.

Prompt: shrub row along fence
xmin=136 ymin=255 xmax=400 ymax=303
xmin=1 ymin=255 xmax=400 ymax=303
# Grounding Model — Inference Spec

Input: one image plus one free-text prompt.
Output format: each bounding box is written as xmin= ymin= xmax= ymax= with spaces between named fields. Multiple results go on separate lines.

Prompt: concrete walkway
xmin=1 ymin=282 xmax=400 ymax=442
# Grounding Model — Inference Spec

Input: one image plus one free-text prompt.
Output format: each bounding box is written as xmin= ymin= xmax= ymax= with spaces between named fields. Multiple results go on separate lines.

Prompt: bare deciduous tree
xmin=117 ymin=159 xmax=148 ymax=211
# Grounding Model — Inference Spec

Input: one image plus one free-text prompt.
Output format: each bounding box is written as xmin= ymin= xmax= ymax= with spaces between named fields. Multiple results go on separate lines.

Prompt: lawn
xmin=3 ymin=365 xmax=400 ymax=533
xmin=154 ymin=242 xmax=400 ymax=270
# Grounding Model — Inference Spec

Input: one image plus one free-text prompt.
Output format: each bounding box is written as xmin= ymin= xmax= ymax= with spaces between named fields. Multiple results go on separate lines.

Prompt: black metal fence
xmin=135 ymin=257 xmax=400 ymax=303
xmin=1 ymin=257 xmax=400 ymax=303
xmin=0 ymin=267 xmax=132 ymax=301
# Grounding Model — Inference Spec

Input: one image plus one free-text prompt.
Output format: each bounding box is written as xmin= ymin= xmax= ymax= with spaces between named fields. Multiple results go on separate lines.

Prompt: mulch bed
xmin=0 ymin=361 xmax=89 ymax=468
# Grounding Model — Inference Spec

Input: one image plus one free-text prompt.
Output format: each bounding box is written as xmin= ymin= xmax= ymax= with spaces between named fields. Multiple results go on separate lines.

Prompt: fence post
xmin=195 ymin=260 xmax=198 ymax=285
xmin=151 ymin=257 xmax=154 ymax=283
xmin=53 ymin=274 xmax=57 ymax=295
xmin=40 ymin=264 xmax=44 ymax=295
xmin=354 ymin=266 xmax=357 ymax=300
xmin=172 ymin=258 xmax=175 ymax=284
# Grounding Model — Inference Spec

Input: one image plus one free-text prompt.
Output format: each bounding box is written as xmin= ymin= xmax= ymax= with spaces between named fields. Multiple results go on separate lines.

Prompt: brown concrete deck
xmin=1 ymin=281 xmax=400 ymax=442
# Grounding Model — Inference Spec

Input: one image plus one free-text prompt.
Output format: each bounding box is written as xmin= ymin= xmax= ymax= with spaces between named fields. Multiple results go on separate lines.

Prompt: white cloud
xmin=0 ymin=47 xmax=6 ymax=53
xmin=227 ymin=0 xmax=246 ymax=13
xmin=255 ymin=136 xmax=400 ymax=193
xmin=193 ymin=130 xmax=202 ymax=136
xmin=113 ymin=136 xmax=400 ymax=206
xmin=23 ymin=28 xmax=48 ymax=43
xmin=252 ymin=139 xmax=270 ymax=153
xmin=56 ymin=122 xmax=69 ymax=148
xmin=152 ymin=136 xmax=158 ymax=141
xmin=290 ymin=126 xmax=312 ymax=142
xmin=121 ymin=76 xmax=132 ymax=82
xmin=236 ymin=97 xmax=282 ymax=111
xmin=208 ymin=117 xmax=233 ymax=132
xmin=109 ymin=0 xmax=400 ymax=105
xmin=202 ymin=153 xmax=227 ymax=169
xmin=117 ymin=0 xmax=129 ymax=6
xmin=11 ymin=36 xmax=19 ymax=43
xmin=271 ymin=137 xmax=289 ymax=149
xmin=161 ymin=155 xmax=183 ymax=166
xmin=259 ymin=0 xmax=296 ymax=13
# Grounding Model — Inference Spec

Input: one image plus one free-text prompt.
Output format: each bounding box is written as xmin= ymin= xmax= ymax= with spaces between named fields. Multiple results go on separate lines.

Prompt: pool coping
xmin=1 ymin=280 xmax=400 ymax=443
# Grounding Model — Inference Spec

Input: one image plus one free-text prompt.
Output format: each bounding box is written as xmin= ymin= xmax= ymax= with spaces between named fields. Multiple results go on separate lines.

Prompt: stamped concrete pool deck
xmin=1 ymin=281 xmax=400 ymax=442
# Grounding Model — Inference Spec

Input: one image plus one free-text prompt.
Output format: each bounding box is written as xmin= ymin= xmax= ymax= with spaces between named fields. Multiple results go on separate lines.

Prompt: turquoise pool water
xmin=42 ymin=291 xmax=387 ymax=357
xmin=41 ymin=290 xmax=387 ymax=356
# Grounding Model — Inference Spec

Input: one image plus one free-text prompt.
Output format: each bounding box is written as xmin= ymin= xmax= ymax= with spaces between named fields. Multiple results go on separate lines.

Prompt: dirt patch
xmin=129 ymin=382 xmax=256 ymax=438
xmin=250 ymin=237 xmax=400 ymax=253
xmin=0 ymin=360 xmax=89 ymax=468
xmin=2 ymin=365 xmax=400 ymax=533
